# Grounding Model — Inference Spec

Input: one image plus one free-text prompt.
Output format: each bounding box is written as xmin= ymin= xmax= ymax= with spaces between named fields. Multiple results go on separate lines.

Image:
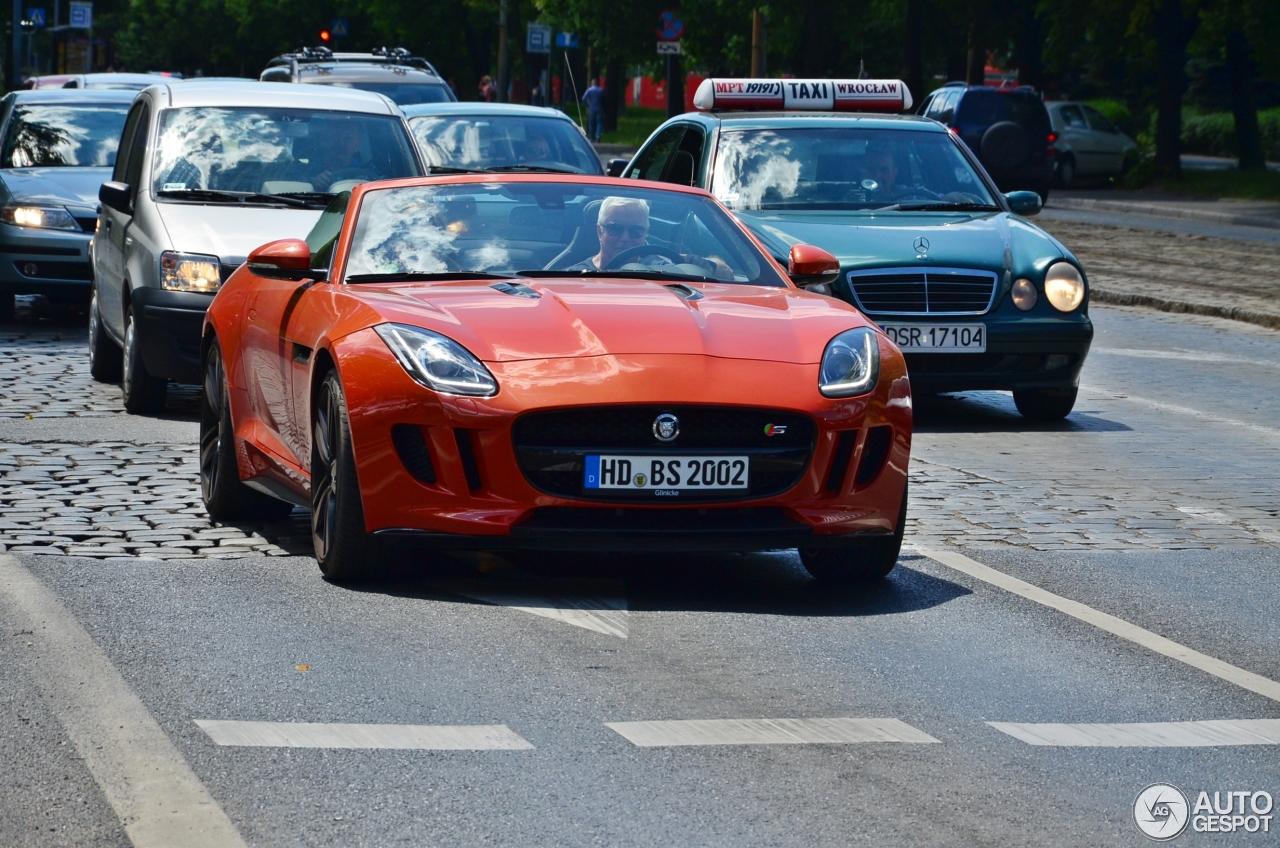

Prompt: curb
xmin=1092 ymin=287 xmax=1280 ymax=332
xmin=1049 ymin=198 xmax=1280 ymax=231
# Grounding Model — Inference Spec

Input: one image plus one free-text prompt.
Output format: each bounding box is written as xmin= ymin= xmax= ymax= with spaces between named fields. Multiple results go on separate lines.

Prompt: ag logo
xmin=1135 ymin=784 xmax=1190 ymax=840
xmin=913 ymin=236 xmax=930 ymax=258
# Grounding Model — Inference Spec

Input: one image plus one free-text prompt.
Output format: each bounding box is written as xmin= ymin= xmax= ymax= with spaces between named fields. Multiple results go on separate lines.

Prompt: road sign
xmin=656 ymin=41 xmax=682 ymax=55
xmin=27 ymin=8 xmax=45 ymax=26
xmin=555 ymin=31 xmax=578 ymax=48
xmin=68 ymin=1 xmax=92 ymax=27
xmin=656 ymin=10 xmax=684 ymax=41
xmin=330 ymin=19 xmax=348 ymax=37
xmin=527 ymin=23 xmax=552 ymax=54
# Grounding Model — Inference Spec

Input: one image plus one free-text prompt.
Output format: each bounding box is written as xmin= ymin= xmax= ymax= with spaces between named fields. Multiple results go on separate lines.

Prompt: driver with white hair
xmin=565 ymin=196 xmax=729 ymax=278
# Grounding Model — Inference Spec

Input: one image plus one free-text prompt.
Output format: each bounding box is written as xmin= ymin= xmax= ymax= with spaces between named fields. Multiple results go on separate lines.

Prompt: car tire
xmin=200 ymin=342 xmax=295 ymax=522
xmin=0 ymin=287 xmax=14 ymax=323
xmin=799 ymin=483 xmax=907 ymax=584
xmin=312 ymin=369 xmax=377 ymax=582
xmin=1013 ymin=386 xmax=1077 ymax=420
xmin=88 ymin=287 xmax=123 ymax=383
xmin=121 ymin=303 xmax=167 ymax=414
xmin=1055 ymin=155 xmax=1075 ymax=188
xmin=980 ymin=121 xmax=1029 ymax=169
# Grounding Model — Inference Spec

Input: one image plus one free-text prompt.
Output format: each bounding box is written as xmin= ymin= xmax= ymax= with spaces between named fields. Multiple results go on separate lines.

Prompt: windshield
xmin=1 ymin=103 xmax=129 ymax=167
xmin=409 ymin=115 xmax=601 ymax=175
xmin=151 ymin=107 xmax=420 ymax=199
xmin=322 ymin=82 xmax=453 ymax=106
xmin=711 ymin=127 xmax=997 ymax=211
xmin=345 ymin=182 xmax=784 ymax=286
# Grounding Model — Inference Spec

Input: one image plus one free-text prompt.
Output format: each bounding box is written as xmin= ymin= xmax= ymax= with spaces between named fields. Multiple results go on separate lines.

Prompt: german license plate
xmin=881 ymin=323 xmax=986 ymax=351
xmin=584 ymin=455 xmax=749 ymax=492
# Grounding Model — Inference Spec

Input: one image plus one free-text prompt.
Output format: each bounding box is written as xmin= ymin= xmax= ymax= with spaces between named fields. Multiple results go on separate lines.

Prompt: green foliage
xmin=1181 ymin=109 xmax=1280 ymax=160
xmin=1082 ymin=98 xmax=1134 ymax=134
xmin=558 ymin=105 xmax=665 ymax=145
xmin=1154 ymin=168 xmax=1280 ymax=199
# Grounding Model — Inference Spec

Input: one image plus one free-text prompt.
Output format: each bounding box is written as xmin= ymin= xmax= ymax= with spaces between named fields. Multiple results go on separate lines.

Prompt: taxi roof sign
xmin=693 ymin=78 xmax=913 ymax=113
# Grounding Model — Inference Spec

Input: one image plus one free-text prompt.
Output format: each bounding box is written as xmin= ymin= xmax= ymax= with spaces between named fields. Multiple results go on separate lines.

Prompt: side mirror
xmin=247 ymin=239 xmax=327 ymax=281
xmin=605 ymin=158 xmax=629 ymax=178
xmin=99 ymin=181 xmax=132 ymax=216
xmin=1004 ymin=190 xmax=1042 ymax=216
xmin=788 ymin=244 xmax=841 ymax=294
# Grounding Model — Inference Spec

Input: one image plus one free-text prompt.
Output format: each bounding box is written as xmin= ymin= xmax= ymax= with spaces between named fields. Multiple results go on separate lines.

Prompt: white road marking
xmin=453 ymin=587 xmax=628 ymax=638
xmin=0 ymin=555 xmax=247 ymax=848
xmin=195 ymin=720 xmax=533 ymax=750
xmin=917 ymin=546 xmax=1280 ymax=705
xmin=990 ymin=719 xmax=1280 ymax=747
xmin=1080 ymin=385 xmax=1280 ymax=441
xmin=1092 ymin=347 xmax=1280 ymax=371
xmin=605 ymin=717 xmax=939 ymax=747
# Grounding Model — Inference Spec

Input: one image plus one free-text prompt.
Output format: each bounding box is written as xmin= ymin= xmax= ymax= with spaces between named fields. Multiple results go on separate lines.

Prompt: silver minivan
xmin=89 ymin=80 xmax=423 ymax=412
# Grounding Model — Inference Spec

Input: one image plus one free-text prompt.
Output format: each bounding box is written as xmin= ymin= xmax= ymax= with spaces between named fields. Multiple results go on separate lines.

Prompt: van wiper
xmin=483 ymin=164 xmax=578 ymax=174
xmin=874 ymin=201 xmax=1001 ymax=212
xmin=270 ymin=191 xmax=340 ymax=208
xmin=157 ymin=188 xmax=313 ymax=208
xmin=345 ymin=271 xmax=517 ymax=284
xmin=426 ymin=165 xmax=487 ymax=175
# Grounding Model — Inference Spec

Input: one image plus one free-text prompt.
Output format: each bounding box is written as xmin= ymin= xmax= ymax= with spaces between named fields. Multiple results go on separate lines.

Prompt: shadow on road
xmin=914 ymin=391 xmax=1130 ymax=433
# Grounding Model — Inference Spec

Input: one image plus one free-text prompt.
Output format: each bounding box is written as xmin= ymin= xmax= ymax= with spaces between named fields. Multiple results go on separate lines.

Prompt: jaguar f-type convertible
xmin=200 ymin=175 xmax=912 ymax=583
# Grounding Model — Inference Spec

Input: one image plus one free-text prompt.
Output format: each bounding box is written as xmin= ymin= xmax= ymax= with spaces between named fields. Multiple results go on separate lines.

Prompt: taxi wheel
xmin=88 ymin=288 xmax=123 ymax=383
xmin=799 ymin=484 xmax=906 ymax=584
xmin=121 ymin=304 xmax=168 ymax=414
xmin=1013 ymin=386 xmax=1077 ymax=420
xmin=312 ymin=370 xmax=377 ymax=583
xmin=200 ymin=343 xmax=294 ymax=522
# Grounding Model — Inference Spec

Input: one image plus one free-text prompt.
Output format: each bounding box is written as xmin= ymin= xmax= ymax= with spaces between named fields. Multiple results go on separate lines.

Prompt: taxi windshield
xmin=409 ymin=115 xmax=601 ymax=175
xmin=711 ymin=126 xmax=997 ymax=211
xmin=151 ymin=107 xmax=420 ymax=200
xmin=344 ymin=181 xmax=783 ymax=286
xmin=1 ymin=102 xmax=130 ymax=168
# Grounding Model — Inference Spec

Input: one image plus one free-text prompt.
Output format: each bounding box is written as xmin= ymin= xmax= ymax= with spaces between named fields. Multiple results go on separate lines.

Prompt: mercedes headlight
xmin=1 ymin=204 xmax=77 ymax=230
xmin=820 ymin=328 xmax=880 ymax=398
xmin=160 ymin=251 xmax=221 ymax=292
xmin=375 ymin=323 xmax=498 ymax=397
xmin=1044 ymin=262 xmax=1085 ymax=312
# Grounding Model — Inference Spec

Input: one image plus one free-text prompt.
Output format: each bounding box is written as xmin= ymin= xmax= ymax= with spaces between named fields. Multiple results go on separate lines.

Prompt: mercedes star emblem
xmin=653 ymin=413 xmax=680 ymax=442
xmin=913 ymin=236 xmax=930 ymax=257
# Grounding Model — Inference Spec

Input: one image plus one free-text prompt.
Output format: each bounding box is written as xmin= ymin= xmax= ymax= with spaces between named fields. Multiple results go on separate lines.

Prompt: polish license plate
xmin=881 ymin=323 xmax=986 ymax=351
xmin=584 ymin=455 xmax=749 ymax=492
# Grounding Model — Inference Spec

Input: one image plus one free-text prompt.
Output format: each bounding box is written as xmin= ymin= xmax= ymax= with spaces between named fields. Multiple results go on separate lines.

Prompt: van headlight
xmin=375 ymin=323 xmax=498 ymax=397
xmin=160 ymin=251 xmax=221 ymax=292
xmin=1044 ymin=262 xmax=1085 ymax=312
xmin=1 ymin=205 xmax=77 ymax=230
xmin=819 ymin=328 xmax=880 ymax=398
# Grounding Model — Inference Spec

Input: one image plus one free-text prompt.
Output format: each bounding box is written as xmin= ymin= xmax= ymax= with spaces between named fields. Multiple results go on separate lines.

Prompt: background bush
xmin=1180 ymin=108 xmax=1280 ymax=161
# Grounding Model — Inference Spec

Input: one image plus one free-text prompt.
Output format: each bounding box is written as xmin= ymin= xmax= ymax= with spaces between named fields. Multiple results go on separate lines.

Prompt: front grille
xmin=848 ymin=267 xmax=998 ymax=315
xmin=13 ymin=260 xmax=92 ymax=280
xmin=513 ymin=405 xmax=816 ymax=502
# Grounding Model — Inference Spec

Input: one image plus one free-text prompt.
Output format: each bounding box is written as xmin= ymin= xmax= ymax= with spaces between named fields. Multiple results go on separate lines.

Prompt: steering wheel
xmin=604 ymin=244 xmax=684 ymax=270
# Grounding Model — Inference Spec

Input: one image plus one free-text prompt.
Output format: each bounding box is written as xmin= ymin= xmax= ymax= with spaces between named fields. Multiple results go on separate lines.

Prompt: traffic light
xmin=319 ymin=29 xmax=331 ymax=42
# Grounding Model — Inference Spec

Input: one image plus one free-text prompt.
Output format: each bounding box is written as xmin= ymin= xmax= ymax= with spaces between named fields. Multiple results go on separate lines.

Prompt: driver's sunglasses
xmin=601 ymin=222 xmax=647 ymax=239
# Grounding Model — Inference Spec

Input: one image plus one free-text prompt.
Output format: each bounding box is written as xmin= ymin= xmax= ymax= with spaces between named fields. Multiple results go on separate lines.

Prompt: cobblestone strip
xmin=0 ymin=443 xmax=310 ymax=560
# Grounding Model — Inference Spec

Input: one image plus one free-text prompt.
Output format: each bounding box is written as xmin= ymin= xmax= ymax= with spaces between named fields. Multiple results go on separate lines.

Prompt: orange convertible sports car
xmin=200 ymin=175 xmax=911 ymax=582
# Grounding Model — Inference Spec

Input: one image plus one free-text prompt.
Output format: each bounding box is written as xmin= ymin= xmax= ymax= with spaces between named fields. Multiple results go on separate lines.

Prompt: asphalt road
xmin=3 ymin=298 xmax=1279 ymax=847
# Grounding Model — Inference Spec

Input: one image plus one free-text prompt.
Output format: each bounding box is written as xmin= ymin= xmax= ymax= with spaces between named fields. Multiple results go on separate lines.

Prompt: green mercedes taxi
xmin=613 ymin=78 xmax=1092 ymax=420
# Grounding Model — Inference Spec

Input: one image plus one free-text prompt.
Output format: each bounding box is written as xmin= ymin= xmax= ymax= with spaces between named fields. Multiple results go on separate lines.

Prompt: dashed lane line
xmin=1081 ymin=384 xmax=1280 ymax=441
xmin=989 ymin=719 xmax=1280 ymax=747
xmin=916 ymin=546 xmax=1280 ymax=705
xmin=195 ymin=720 xmax=534 ymax=750
xmin=449 ymin=584 xmax=629 ymax=638
xmin=0 ymin=555 xmax=247 ymax=848
xmin=605 ymin=717 xmax=940 ymax=747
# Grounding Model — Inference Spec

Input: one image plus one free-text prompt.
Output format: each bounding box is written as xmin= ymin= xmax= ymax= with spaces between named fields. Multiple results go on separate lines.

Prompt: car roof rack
xmin=265 ymin=46 xmax=442 ymax=78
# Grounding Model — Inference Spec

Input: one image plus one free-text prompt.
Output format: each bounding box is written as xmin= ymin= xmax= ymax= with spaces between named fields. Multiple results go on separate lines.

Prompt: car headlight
xmin=375 ymin=323 xmax=498 ymax=397
xmin=1 ymin=204 xmax=77 ymax=230
xmin=1011 ymin=278 xmax=1037 ymax=311
xmin=1044 ymin=262 xmax=1085 ymax=312
xmin=160 ymin=251 xmax=221 ymax=292
xmin=819 ymin=328 xmax=880 ymax=398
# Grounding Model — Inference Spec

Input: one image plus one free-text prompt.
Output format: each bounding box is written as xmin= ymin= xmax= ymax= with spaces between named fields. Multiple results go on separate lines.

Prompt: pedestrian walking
xmin=479 ymin=75 xmax=496 ymax=103
xmin=583 ymin=77 xmax=605 ymax=142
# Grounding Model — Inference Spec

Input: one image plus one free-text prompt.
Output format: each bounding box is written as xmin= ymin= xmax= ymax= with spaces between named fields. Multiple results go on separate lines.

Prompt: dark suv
xmin=261 ymin=46 xmax=456 ymax=106
xmin=917 ymin=83 xmax=1054 ymax=200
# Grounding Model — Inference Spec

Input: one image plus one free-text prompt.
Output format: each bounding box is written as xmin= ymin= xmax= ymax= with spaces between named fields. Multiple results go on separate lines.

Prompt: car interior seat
xmin=543 ymin=199 xmax=602 ymax=269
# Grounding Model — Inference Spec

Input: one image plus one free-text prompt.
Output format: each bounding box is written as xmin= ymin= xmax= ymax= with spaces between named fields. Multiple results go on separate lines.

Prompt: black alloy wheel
xmin=312 ymin=370 xmax=376 ymax=582
xmin=200 ymin=342 xmax=294 ymax=521
xmin=121 ymin=303 xmax=168 ymax=414
xmin=88 ymin=287 xmax=123 ymax=382
xmin=1013 ymin=386 xmax=1078 ymax=420
xmin=799 ymin=483 xmax=907 ymax=584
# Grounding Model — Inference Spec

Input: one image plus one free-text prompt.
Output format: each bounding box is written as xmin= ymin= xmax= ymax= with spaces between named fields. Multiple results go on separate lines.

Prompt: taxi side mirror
xmin=247 ymin=239 xmax=327 ymax=281
xmin=606 ymin=158 xmax=629 ymax=178
xmin=99 ymin=181 xmax=132 ymax=216
xmin=1004 ymin=191 xmax=1042 ymax=216
xmin=788 ymin=244 xmax=841 ymax=294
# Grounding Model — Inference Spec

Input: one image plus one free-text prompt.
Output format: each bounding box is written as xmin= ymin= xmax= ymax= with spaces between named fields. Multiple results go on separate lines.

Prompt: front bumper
xmin=132 ymin=287 xmax=214 ymax=383
xmin=0 ymin=224 xmax=93 ymax=299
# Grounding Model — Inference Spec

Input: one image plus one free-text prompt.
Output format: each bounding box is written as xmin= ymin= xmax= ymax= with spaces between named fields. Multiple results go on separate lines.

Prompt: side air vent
xmin=854 ymin=426 xmax=893 ymax=488
xmin=454 ymin=429 xmax=482 ymax=491
xmin=391 ymin=424 xmax=436 ymax=484
xmin=826 ymin=430 xmax=858 ymax=493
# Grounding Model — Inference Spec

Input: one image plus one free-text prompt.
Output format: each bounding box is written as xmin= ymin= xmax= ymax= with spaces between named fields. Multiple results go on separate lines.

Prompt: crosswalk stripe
xmin=605 ymin=717 xmax=940 ymax=747
xmin=195 ymin=720 xmax=534 ymax=750
xmin=451 ymin=587 xmax=628 ymax=638
xmin=989 ymin=719 xmax=1280 ymax=747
